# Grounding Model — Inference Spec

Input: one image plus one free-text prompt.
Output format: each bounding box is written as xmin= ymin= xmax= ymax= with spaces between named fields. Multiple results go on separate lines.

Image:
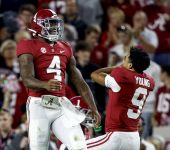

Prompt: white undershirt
xmin=105 ymin=75 xmax=121 ymax=92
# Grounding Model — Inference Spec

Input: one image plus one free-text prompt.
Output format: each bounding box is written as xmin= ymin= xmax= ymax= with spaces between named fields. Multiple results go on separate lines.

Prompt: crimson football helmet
xmin=70 ymin=96 xmax=96 ymax=127
xmin=29 ymin=9 xmax=64 ymax=42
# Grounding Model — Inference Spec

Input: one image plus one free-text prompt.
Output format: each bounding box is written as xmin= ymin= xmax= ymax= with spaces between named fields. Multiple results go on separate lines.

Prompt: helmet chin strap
xmin=28 ymin=28 xmax=59 ymax=42
xmin=38 ymin=34 xmax=57 ymax=42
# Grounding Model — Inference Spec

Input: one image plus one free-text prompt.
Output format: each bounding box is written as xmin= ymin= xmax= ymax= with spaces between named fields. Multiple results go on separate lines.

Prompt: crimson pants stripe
xmin=87 ymin=132 xmax=112 ymax=146
xmin=87 ymin=132 xmax=113 ymax=149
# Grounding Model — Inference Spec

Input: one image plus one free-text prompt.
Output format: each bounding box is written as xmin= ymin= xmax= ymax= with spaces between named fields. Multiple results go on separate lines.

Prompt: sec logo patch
xmin=40 ymin=47 xmax=47 ymax=53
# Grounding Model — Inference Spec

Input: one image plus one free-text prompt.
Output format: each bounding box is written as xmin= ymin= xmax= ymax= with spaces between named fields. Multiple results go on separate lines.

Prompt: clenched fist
xmin=43 ymin=79 xmax=62 ymax=92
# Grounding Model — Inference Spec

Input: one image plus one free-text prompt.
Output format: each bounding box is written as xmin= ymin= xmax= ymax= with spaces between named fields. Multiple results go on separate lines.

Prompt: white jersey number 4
xmin=47 ymin=56 xmax=62 ymax=81
xmin=127 ymin=87 xmax=147 ymax=119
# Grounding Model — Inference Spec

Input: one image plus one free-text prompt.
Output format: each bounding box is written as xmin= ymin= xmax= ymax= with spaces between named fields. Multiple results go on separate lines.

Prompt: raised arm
xmin=91 ymin=67 xmax=121 ymax=92
xmin=91 ymin=67 xmax=114 ymax=86
xmin=67 ymin=56 xmax=101 ymax=127
xmin=18 ymin=54 xmax=61 ymax=91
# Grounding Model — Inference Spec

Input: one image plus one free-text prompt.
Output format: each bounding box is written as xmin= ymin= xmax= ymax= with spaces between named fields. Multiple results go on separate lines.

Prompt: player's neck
xmin=37 ymin=37 xmax=45 ymax=42
xmin=128 ymin=68 xmax=135 ymax=72
xmin=37 ymin=37 xmax=56 ymax=45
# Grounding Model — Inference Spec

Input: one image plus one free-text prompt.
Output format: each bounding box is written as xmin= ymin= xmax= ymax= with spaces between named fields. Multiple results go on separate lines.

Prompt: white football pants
xmin=26 ymin=96 xmax=87 ymax=150
xmin=86 ymin=131 xmax=140 ymax=150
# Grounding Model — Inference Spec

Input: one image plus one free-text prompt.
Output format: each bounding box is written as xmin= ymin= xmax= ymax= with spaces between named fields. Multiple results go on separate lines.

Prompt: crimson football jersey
xmin=155 ymin=86 xmax=170 ymax=126
xmin=105 ymin=66 xmax=154 ymax=132
xmin=17 ymin=39 xmax=73 ymax=97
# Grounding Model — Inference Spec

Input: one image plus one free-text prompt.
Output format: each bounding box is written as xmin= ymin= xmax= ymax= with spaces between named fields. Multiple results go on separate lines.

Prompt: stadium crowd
xmin=0 ymin=0 xmax=170 ymax=149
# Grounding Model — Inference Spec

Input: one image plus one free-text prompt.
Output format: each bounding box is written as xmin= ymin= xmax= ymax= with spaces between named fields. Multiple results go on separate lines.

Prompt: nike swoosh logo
xmin=60 ymin=50 xmax=65 ymax=53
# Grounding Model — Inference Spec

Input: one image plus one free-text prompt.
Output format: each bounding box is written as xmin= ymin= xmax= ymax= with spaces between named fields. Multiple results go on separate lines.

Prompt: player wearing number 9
xmin=16 ymin=9 xmax=100 ymax=150
xmin=86 ymin=47 xmax=155 ymax=150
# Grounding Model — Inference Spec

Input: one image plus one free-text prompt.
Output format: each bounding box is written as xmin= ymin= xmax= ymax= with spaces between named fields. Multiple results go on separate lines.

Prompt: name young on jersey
xmin=135 ymin=76 xmax=150 ymax=87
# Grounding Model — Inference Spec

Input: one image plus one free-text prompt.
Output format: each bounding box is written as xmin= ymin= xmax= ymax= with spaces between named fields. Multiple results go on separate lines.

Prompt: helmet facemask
xmin=77 ymin=108 xmax=96 ymax=128
xmin=37 ymin=17 xmax=64 ymax=42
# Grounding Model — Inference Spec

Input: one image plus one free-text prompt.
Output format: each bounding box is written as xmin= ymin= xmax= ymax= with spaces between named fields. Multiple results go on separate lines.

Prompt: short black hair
xmin=129 ymin=47 xmax=150 ymax=73
xmin=161 ymin=65 xmax=170 ymax=76
xmin=75 ymin=41 xmax=91 ymax=53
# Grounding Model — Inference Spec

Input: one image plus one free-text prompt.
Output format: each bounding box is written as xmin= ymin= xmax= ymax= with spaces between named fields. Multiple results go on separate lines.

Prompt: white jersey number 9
xmin=127 ymin=87 xmax=147 ymax=119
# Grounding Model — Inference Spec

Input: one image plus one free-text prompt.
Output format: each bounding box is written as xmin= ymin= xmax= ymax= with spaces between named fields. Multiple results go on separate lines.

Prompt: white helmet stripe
xmin=49 ymin=9 xmax=57 ymax=15
xmin=28 ymin=28 xmax=37 ymax=33
xmin=33 ymin=12 xmax=38 ymax=22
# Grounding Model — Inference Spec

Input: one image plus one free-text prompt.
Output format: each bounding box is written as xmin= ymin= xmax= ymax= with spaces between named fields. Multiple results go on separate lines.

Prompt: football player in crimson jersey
xmin=86 ymin=47 xmax=155 ymax=150
xmin=154 ymin=65 xmax=170 ymax=126
xmin=16 ymin=9 xmax=100 ymax=150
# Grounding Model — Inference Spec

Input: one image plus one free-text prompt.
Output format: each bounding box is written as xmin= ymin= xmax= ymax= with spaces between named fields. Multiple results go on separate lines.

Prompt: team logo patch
xmin=59 ymin=49 xmax=65 ymax=54
xmin=40 ymin=47 xmax=47 ymax=53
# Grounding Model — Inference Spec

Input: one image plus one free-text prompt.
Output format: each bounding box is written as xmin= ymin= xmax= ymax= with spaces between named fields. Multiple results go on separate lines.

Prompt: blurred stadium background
xmin=0 ymin=0 xmax=170 ymax=149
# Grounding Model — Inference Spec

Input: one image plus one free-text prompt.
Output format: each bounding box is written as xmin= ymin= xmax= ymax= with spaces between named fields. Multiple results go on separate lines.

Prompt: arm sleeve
xmin=105 ymin=74 xmax=121 ymax=92
xmin=16 ymin=40 xmax=33 ymax=57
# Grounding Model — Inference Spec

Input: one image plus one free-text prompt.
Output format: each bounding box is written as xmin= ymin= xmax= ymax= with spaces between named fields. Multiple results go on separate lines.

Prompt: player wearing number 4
xmin=16 ymin=9 xmax=101 ymax=150
xmin=86 ymin=47 xmax=155 ymax=150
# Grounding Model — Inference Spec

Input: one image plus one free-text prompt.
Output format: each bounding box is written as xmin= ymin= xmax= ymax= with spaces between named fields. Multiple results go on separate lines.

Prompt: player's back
xmin=105 ymin=66 xmax=154 ymax=132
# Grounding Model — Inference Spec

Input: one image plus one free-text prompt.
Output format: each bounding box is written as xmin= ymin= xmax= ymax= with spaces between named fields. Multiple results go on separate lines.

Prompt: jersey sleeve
xmin=110 ymin=67 xmax=123 ymax=81
xmin=105 ymin=74 xmax=121 ymax=92
xmin=16 ymin=40 xmax=33 ymax=57
xmin=105 ymin=67 xmax=122 ymax=92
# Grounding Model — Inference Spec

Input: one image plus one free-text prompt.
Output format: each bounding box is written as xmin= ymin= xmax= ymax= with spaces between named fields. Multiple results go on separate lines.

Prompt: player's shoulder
xmin=110 ymin=66 xmax=125 ymax=80
xmin=157 ymin=85 xmax=166 ymax=92
xmin=112 ymin=66 xmax=134 ymax=74
xmin=57 ymin=40 xmax=73 ymax=58
xmin=17 ymin=39 xmax=32 ymax=46
xmin=17 ymin=39 xmax=34 ymax=45
xmin=58 ymin=40 xmax=72 ymax=49
xmin=17 ymin=39 xmax=38 ymax=49
xmin=111 ymin=66 xmax=130 ymax=76
xmin=17 ymin=39 xmax=40 ymax=57
xmin=112 ymin=66 xmax=123 ymax=71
